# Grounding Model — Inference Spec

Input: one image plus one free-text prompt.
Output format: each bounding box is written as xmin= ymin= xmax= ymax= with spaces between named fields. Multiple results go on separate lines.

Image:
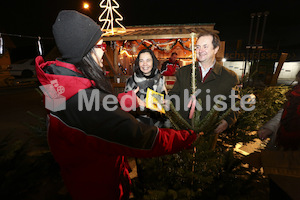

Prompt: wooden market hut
xmin=101 ymin=23 xmax=224 ymax=94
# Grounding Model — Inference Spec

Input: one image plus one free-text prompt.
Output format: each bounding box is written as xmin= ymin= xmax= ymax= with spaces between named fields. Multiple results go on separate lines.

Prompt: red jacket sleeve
xmin=138 ymin=128 xmax=197 ymax=157
xmin=84 ymin=128 xmax=197 ymax=158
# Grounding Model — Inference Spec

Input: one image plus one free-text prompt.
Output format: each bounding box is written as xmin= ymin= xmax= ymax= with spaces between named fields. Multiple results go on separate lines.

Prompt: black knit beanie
xmin=52 ymin=10 xmax=102 ymax=64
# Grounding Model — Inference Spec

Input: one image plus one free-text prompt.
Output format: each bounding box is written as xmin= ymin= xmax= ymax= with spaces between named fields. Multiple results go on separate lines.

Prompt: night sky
xmin=1 ymin=0 xmax=300 ymax=60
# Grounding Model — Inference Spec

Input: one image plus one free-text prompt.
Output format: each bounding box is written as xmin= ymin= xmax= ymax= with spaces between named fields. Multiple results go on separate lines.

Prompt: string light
xmin=0 ymin=32 xmax=52 ymax=56
xmin=120 ymin=49 xmax=137 ymax=57
xmin=0 ymin=32 xmax=52 ymax=40
xmin=99 ymin=0 xmax=126 ymax=35
xmin=0 ymin=33 xmax=3 ymax=54
xmin=37 ymin=36 xmax=43 ymax=56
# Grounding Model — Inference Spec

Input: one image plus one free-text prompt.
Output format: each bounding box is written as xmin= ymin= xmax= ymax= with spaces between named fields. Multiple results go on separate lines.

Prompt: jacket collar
xmin=194 ymin=61 xmax=222 ymax=84
xmin=35 ymin=56 xmax=93 ymax=100
xmin=55 ymin=58 xmax=83 ymax=74
xmin=211 ymin=62 xmax=223 ymax=76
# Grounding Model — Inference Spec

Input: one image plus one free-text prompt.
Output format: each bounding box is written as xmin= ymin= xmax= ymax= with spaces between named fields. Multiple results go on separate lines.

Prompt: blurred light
xmin=83 ymin=2 xmax=90 ymax=9
xmin=181 ymin=58 xmax=193 ymax=66
xmin=120 ymin=49 xmax=137 ymax=57
xmin=222 ymin=58 xmax=227 ymax=63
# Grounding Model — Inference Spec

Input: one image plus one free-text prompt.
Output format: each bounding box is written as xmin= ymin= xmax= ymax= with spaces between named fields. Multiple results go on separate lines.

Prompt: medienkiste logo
xmin=39 ymin=81 xmax=256 ymax=113
xmin=39 ymin=80 xmax=66 ymax=112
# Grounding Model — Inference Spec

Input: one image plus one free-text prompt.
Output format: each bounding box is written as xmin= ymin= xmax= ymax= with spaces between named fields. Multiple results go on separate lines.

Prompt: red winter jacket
xmin=35 ymin=56 xmax=197 ymax=200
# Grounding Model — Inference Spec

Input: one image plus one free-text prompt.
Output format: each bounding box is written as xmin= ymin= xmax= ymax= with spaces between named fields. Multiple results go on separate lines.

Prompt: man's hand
xmin=162 ymin=99 xmax=170 ymax=111
xmin=214 ymin=120 xmax=228 ymax=134
xmin=257 ymin=128 xmax=273 ymax=140
xmin=187 ymin=95 xmax=196 ymax=119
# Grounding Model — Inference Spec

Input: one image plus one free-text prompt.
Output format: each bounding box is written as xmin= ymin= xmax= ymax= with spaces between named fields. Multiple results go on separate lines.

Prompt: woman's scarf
xmin=125 ymin=69 xmax=165 ymax=100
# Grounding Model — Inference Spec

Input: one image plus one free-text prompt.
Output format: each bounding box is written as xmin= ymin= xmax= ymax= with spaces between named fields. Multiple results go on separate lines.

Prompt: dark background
xmin=1 ymin=0 xmax=300 ymax=62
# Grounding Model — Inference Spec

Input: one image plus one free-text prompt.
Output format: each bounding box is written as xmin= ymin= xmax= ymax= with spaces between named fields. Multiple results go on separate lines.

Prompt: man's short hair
xmin=171 ymin=52 xmax=178 ymax=56
xmin=197 ymin=31 xmax=220 ymax=49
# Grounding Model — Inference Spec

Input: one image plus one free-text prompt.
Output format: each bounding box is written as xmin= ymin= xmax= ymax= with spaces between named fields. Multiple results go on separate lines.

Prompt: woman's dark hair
xmin=76 ymin=48 xmax=113 ymax=94
xmin=134 ymin=49 xmax=159 ymax=77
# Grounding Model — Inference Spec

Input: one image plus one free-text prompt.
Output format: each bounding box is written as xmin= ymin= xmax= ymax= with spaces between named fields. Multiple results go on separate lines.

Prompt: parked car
xmin=8 ymin=58 xmax=36 ymax=78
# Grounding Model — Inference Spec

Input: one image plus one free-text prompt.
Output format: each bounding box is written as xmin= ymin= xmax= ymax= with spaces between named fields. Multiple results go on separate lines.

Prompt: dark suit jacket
xmin=169 ymin=61 xmax=240 ymax=127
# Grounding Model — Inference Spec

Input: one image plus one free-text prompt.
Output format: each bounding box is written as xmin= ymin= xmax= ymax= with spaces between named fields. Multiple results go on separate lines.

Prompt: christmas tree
xmin=131 ymin=85 xmax=289 ymax=199
xmin=99 ymin=0 xmax=126 ymax=35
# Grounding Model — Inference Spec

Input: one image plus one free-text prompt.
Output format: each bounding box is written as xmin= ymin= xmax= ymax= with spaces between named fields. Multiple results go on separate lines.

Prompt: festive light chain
xmin=37 ymin=37 xmax=43 ymax=56
xmin=0 ymin=30 xmax=192 ymax=57
xmin=0 ymin=32 xmax=52 ymax=55
xmin=0 ymin=33 xmax=3 ymax=54
xmin=0 ymin=32 xmax=53 ymax=40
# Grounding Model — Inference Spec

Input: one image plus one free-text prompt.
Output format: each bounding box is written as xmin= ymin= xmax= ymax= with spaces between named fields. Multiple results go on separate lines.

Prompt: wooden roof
xmin=102 ymin=23 xmax=218 ymax=41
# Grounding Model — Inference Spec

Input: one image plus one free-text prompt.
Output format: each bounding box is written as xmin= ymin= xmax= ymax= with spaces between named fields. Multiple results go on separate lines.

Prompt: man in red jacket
xmin=161 ymin=52 xmax=180 ymax=76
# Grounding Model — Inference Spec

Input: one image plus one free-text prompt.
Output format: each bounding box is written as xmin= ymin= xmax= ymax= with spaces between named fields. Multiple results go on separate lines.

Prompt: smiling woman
xmin=124 ymin=48 xmax=168 ymax=127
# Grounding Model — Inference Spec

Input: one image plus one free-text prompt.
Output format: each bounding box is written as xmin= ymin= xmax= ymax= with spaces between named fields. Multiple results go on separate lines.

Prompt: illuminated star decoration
xmin=99 ymin=0 xmax=126 ymax=35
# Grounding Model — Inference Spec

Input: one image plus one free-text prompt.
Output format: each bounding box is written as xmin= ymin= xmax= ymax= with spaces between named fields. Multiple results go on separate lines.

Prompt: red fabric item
xmin=117 ymin=90 xmax=139 ymax=111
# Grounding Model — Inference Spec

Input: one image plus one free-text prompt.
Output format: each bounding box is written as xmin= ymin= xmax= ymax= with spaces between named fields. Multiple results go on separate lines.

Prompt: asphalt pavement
xmin=0 ymin=85 xmax=46 ymax=142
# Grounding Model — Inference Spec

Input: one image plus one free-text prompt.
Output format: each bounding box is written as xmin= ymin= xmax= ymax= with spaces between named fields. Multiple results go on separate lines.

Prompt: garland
xmin=150 ymin=39 xmax=178 ymax=51
xmin=141 ymin=40 xmax=153 ymax=49
xmin=114 ymin=39 xmax=192 ymax=52
xmin=179 ymin=38 xmax=192 ymax=51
